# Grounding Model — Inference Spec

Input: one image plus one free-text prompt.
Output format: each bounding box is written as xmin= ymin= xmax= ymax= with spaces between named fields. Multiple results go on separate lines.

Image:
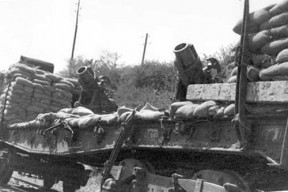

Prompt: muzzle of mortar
xmin=173 ymin=43 xmax=198 ymax=67
xmin=76 ymin=66 xmax=96 ymax=91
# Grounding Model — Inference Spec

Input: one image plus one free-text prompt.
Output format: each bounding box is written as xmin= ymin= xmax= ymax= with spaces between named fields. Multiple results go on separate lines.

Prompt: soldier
xmin=203 ymin=57 xmax=223 ymax=83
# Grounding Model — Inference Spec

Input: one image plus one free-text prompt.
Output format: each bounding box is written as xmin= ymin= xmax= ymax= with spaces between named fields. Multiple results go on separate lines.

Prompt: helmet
xmin=206 ymin=57 xmax=221 ymax=73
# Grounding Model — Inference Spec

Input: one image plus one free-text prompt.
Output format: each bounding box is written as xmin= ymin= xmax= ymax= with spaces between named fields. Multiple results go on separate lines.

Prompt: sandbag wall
xmin=0 ymin=63 xmax=80 ymax=126
xmin=231 ymin=0 xmax=288 ymax=82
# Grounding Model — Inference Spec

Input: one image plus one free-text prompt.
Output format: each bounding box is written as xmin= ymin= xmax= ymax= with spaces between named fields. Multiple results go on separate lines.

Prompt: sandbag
xmin=269 ymin=0 xmax=288 ymax=16
xmin=10 ymin=81 xmax=24 ymax=90
xmin=216 ymin=107 xmax=225 ymax=117
xmin=260 ymin=12 xmax=288 ymax=30
xmin=227 ymin=61 xmax=236 ymax=70
xmin=33 ymin=83 xmax=45 ymax=92
xmin=65 ymin=78 xmax=79 ymax=86
xmin=193 ymin=100 xmax=217 ymax=117
xmin=76 ymin=115 xmax=101 ymax=128
xmin=45 ymin=73 xmax=62 ymax=83
xmin=15 ymin=77 xmax=34 ymax=88
xmin=208 ymin=105 xmax=219 ymax=116
xmin=276 ymin=48 xmax=288 ymax=63
xmin=252 ymin=54 xmax=273 ymax=68
xmin=246 ymin=65 xmax=260 ymax=81
xmin=233 ymin=9 xmax=271 ymax=35
xmin=60 ymin=79 xmax=75 ymax=88
xmin=71 ymin=106 xmax=94 ymax=116
xmin=270 ymin=24 xmax=288 ymax=39
xmin=33 ymin=79 xmax=50 ymax=86
xmin=42 ymin=85 xmax=54 ymax=93
xmin=248 ymin=30 xmax=271 ymax=52
xmin=174 ymin=103 xmax=200 ymax=119
xmin=259 ymin=74 xmax=273 ymax=81
xmin=99 ymin=113 xmax=118 ymax=124
xmin=10 ymin=87 xmax=25 ymax=95
xmin=52 ymin=112 xmax=79 ymax=120
xmin=7 ymin=68 xmax=32 ymax=79
xmin=33 ymin=101 xmax=50 ymax=110
xmin=11 ymin=63 xmax=35 ymax=75
xmin=33 ymin=92 xmax=51 ymax=101
xmin=224 ymin=104 xmax=235 ymax=116
xmin=35 ymin=74 xmax=51 ymax=81
xmin=36 ymin=113 xmax=55 ymax=124
xmin=6 ymin=94 xmax=26 ymax=103
xmin=23 ymin=86 xmax=34 ymax=93
xmin=53 ymin=88 xmax=73 ymax=99
xmin=53 ymin=83 xmax=72 ymax=92
xmin=261 ymin=37 xmax=288 ymax=56
xmin=264 ymin=3 xmax=277 ymax=11
xmin=33 ymin=88 xmax=44 ymax=95
xmin=259 ymin=62 xmax=288 ymax=78
xmin=136 ymin=110 xmax=164 ymax=120
xmin=227 ymin=76 xmax=237 ymax=83
xmin=10 ymin=72 xmax=31 ymax=80
xmin=230 ymin=67 xmax=238 ymax=77
xmin=169 ymin=101 xmax=193 ymax=119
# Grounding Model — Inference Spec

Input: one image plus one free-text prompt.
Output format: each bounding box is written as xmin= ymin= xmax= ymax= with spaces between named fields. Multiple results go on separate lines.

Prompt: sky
xmin=0 ymin=0 xmax=282 ymax=72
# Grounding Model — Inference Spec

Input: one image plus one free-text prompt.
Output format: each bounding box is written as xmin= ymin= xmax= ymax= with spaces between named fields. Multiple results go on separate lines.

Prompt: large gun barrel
xmin=174 ymin=43 xmax=198 ymax=68
xmin=76 ymin=66 xmax=97 ymax=91
xmin=76 ymin=66 xmax=118 ymax=114
xmin=173 ymin=43 xmax=204 ymax=86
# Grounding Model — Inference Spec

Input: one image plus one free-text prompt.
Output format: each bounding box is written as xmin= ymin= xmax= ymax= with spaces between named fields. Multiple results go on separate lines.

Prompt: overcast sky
xmin=0 ymin=0 xmax=281 ymax=72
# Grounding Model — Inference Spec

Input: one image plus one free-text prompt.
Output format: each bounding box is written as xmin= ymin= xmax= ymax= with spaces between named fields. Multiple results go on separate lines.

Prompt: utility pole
xmin=71 ymin=0 xmax=81 ymax=62
xmin=141 ymin=33 xmax=148 ymax=65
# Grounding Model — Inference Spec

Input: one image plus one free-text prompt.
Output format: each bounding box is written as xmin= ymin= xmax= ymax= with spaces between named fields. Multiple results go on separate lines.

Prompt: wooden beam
xmin=186 ymin=81 xmax=288 ymax=103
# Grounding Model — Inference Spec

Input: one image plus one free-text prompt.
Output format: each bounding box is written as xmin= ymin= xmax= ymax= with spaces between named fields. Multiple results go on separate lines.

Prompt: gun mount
xmin=76 ymin=66 xmax=118 ymax=114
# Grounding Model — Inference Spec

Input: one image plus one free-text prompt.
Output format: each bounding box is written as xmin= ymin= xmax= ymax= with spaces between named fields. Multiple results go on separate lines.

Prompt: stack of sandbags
xmin=226 ymin=51 xmax=274 ymax=83
xmin=169 ymin=101 xmax=235 ymax=120
xmin=259 ymin=48 xmax=288 ymax=80
xmin=232 ymin=0 xmax=288 ymax=81
xmin=233 ymin=1 xmax=288 ymax=55
xmin=0 ymin=63 xmax=80 ymax=126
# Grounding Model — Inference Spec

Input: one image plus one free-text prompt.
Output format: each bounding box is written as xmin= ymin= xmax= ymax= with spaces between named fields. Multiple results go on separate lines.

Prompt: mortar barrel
xmin=77 ymin=66 xmax=95 ymax=90
xmin=174 ymin=43 xmax=197 ymax=67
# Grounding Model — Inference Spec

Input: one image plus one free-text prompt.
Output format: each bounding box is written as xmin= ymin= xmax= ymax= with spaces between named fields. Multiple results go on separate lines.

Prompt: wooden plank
xmin=186 ymin=81 xmax=288 ymax=103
